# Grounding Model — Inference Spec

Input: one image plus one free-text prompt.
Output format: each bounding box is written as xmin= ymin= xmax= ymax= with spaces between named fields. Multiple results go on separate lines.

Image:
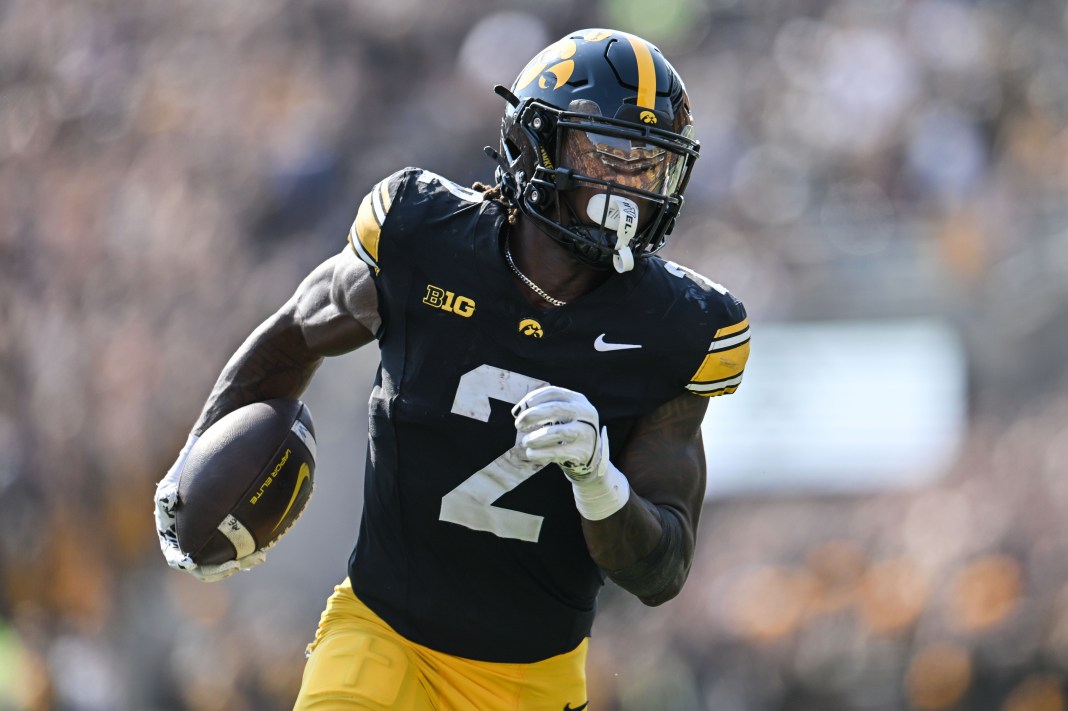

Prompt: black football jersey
xmin=345 ymin=167 xmax=749 ymax=663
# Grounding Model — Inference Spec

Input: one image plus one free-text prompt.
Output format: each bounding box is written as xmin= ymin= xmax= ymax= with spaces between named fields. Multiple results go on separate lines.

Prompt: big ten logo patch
xmin=423 ymin=285 xmax=476 ymax=318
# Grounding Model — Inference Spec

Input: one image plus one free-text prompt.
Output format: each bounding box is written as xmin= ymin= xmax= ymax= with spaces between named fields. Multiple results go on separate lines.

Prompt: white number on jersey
xmin=664 ymin=260 xmax=729 ymax=295
xmin=439 ymin=365 xmax=550 ymax=542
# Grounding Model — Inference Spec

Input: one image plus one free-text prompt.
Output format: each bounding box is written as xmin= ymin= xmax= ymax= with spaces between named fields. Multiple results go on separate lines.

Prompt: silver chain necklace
xmin=503 ymin=241 xmax=567 ymax=307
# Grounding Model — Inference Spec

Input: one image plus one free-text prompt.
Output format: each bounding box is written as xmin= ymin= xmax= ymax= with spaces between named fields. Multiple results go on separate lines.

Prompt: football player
xmin=155 ymin=28 xmax=749 ymax=710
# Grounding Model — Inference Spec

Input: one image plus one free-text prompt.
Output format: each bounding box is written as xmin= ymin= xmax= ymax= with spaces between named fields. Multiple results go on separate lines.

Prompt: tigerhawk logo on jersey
xmin=518 ymin=319 xmax=544 ymax=338
xmin=423 ymin=285 xmax=475 ymax=317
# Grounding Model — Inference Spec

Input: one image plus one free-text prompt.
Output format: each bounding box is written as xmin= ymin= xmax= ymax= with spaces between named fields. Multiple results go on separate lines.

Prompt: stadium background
xmin=3 ymin=0 xmax=1068 ymax=709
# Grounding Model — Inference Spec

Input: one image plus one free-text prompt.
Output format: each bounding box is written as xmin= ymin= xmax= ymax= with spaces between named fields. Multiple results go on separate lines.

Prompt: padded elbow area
xmin=607 ymin=507 xmax=688 ymax=604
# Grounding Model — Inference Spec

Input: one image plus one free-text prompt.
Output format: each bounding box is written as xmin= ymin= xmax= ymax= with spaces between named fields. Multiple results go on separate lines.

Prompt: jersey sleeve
xmin=686 ymin=310 xmax=750 ymax=397
xmin=347 ymin=169 xmax=410 ymax=272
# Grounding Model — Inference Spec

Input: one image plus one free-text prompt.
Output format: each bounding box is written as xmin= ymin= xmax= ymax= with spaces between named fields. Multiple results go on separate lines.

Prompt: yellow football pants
xmin=293 ymin=579 xmax=589 ymax=710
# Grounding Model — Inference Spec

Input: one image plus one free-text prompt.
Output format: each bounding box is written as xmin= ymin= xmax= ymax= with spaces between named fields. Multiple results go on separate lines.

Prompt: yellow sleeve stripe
xmin=688 ymin=372 xmax=744 ymax=390
xmin=349 ymin=192 xmax=381 ymax=269
xmin=715 ymin=318 xmax=749 ymax=340
xmin=371 ymin=179 xmax=389 ymax=225
xmin=710 ymin=320 xmax=750 ymax=353
xmin=692 ymin=340 xmax=750 ymax=384
xmin=689 ymin=318 xmax=750 ymax=397
xmin=378 ymin=178 xmax=393 ymax=213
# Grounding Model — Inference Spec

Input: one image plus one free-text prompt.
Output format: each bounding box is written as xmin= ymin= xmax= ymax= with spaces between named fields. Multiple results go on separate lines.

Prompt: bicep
xmin=191 ymin=249 xmax=378 ymax=435
xmin=291 ymin=247 xmax=379 ymax=357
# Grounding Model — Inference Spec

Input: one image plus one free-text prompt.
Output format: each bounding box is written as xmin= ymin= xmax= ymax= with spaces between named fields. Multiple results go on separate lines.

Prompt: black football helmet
xmin=493 ymin=29 xmax=700 ymax=272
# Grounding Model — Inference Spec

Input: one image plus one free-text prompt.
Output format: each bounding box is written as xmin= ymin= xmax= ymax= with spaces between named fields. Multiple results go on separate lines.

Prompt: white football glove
xmin=153 ymin=434 xmax=267 ymax=583
xmin=513 ymin=386 xmax=630 ymax=520
xmin=188 ymin=550 xmax=267 ymax=583
xmin=513 ymin=386 xmax=607 ymax=482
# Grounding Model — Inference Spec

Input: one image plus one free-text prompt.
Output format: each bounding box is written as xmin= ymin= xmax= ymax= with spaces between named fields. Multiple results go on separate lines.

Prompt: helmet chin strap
xmin=586 ymin=194 xmax=639 ymax=273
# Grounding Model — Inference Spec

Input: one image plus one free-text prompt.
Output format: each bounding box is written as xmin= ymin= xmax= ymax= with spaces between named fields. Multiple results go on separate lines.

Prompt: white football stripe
xmin=687 ymin=374 xmax=745 ymax=393
xmin=710 ymin=331 xmax=750 ymax=351
xmin=291 ymin=419 xmax=317 ymax=462
xmin=349 ymin=223 xmax=379 ymax=269
xmin=370 ymin=180 xmax=387 ymax=225
xmin=217 ymin=515 xmax=256 ymax=558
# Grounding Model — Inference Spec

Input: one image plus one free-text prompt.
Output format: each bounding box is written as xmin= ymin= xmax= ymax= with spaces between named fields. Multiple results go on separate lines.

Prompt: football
xmin=176 ymin=398 xmax=317 ymax=566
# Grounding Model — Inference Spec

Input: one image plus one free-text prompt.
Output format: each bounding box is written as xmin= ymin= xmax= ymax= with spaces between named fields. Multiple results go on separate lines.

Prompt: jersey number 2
xmin=439 ymin=365 xmax=549 ymax=543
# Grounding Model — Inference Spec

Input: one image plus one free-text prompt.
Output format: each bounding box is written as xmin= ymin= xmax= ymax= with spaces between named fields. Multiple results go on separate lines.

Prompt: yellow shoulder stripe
xmin=715 ymin=317 xmax=749 ymax=340
xmin=349 ymin=192 xmax=381 ymax=269
xmin=693 ymin=340 xmax=750 ymax=384
xmin=688 ymin=317 xmax=751 ymax=397
xmin=348 ymin=178 xmax=398 ymax=270
xmin=378 ymin=178 xmax=393 ymax=213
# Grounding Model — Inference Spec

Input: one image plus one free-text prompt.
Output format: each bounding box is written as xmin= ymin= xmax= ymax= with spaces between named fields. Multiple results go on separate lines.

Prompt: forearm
xmin=191 ymin=312 xmax=323 ymax=436
xmin=582 ymin=494 xmax=693 ymax=606
xmin=513 ymin=386 xmax=705 ymax=606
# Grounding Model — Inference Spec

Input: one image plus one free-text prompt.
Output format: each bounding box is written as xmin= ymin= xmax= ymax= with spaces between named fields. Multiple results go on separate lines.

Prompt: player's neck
xmin=506 ymin=220 xmax=608 ymax=309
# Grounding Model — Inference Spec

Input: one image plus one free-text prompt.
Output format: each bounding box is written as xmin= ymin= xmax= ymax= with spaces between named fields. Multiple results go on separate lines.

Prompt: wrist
xmin=571 ymin=461 xmax=630 ymax=521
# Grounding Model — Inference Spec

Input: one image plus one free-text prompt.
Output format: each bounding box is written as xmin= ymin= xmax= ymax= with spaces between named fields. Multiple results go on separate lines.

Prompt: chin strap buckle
xmin=484 ymin=146 xmax=519 ymax=204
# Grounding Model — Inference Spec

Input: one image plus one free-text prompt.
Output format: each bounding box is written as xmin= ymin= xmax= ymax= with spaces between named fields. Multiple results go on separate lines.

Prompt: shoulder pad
xmin=686 ymin=313 xmax=749 ymax=397
xmin=348 ymin=168 xmax=414 ymax=271
xmin=348 ymin=169 xmax=485 ymax=272
xmin=658 ymin=261 xmax=750 ymax=398
xmin=414 ymin=170 xmax=485 ymax=203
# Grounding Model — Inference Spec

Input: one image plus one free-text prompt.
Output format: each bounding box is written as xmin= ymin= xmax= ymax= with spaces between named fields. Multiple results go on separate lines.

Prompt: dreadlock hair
xmin=473 ymin=182 xmax=519 ymax=225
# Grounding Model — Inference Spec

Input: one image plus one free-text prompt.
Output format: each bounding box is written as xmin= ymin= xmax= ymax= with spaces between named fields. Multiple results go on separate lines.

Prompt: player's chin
xmin=556 ymin=226 xmax=616 ymax=269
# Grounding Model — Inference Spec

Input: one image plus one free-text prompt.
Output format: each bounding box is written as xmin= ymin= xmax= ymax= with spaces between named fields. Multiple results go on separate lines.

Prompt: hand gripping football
xmin=175 ymin=399 xmax=316 ymax=566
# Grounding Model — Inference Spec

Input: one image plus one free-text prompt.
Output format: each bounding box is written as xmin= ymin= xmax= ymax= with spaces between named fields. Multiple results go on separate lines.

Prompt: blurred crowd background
xmin=2 ymin=0 xmax=1068 ymax=709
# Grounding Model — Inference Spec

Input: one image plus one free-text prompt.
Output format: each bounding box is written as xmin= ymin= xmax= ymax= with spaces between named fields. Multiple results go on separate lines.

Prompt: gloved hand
xmin=512 ymin=386 xmax=608 ymax=483
xmin=189 ymin=550 xmax=267 ymax=583
xmin=513 ymin=386 xmax=630 ymax=520
xmin=154 ymin=434 xmax=267 ymax=582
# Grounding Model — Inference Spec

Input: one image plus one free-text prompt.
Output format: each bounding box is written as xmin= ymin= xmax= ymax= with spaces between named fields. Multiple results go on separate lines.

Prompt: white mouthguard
xmin=586 ymin=194 xmax=639 ymax=273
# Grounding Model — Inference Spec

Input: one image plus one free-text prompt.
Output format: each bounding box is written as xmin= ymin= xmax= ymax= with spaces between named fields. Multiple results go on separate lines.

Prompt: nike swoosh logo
xmin=563 ymin=703 xmax=589 ymax=711
xmin=594 ymin=334 xmax=642 ymax=351
xmin=272 ymin=462 xmax=311 ymax=533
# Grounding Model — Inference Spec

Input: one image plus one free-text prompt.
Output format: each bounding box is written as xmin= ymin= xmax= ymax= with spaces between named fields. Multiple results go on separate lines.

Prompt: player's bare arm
xmin=586 ymin=392 xmax=709 ymax=606
xmin=513 ymin=385 xmax=710 ymax=606
xmin=192 ymin=248 xmax=378 ymax=436
xmin=154 ymin=248 xmax=377 ymax=581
